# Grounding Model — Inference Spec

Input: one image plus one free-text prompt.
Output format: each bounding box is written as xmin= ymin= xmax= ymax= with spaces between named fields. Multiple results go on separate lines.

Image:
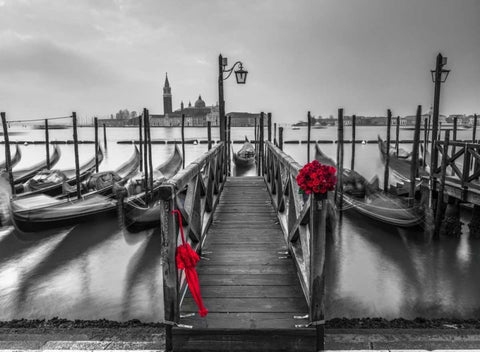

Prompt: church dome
xmin=194 ymin=95 xmax=206 ymax=108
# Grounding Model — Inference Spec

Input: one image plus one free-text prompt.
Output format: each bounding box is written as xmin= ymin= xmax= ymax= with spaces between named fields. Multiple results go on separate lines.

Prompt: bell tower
xmin=163 ymin=73 xmax=172 ymax=115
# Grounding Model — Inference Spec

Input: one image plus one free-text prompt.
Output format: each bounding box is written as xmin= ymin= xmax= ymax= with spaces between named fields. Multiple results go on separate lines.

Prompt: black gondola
xmin=233 ymin=137 xmax=256 ymax=167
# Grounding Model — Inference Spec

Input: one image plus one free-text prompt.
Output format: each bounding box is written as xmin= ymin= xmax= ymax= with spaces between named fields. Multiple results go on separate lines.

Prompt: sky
xmin=0 ymin=0 xmax=479 ymax=123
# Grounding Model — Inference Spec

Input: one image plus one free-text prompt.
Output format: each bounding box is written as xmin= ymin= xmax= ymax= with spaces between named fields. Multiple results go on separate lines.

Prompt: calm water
xmin=0 ymin=124 xmax=479 ymax=321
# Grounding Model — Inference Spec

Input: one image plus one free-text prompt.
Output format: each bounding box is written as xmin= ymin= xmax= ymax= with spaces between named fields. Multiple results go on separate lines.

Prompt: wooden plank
xmin=198 ymin=264 xmax=295 ymax=275
xmin=198 ymin=274 xmax=299 ymax=286
xmin=194 ymin=285 xmax=304 ymax=298
xmin=182 ymin=297 xmax=307 ymax=313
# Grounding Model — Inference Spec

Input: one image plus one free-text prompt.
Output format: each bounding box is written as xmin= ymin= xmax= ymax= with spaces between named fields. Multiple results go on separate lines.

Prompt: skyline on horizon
xmin=0 ymin=0 xmax=479 ymax=123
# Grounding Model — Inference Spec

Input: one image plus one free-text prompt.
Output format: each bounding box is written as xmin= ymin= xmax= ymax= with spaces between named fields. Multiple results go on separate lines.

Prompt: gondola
xmin=315 ymin=144 xmax=422 ymax=228
xmin=15 ymin=147 xmax=105 ymax=197
xmin=0 ymin=144 xmax=22 ymax=170
xmin=232 ymin=137 xmax=256 ymax=167
xmin=11 ymin=146 xmax=141 ymax=232
xmin=377 ymin=135 xmax=428 ymax=190
xmin=12 ymin=145 xmax=61 ymax=185
xmin=121 ymin=145 xmax=183 ymax=232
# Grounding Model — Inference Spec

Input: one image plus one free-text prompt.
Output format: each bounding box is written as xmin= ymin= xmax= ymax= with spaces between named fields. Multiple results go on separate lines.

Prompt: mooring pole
xmin=181 ymin=114 xmax=186 ymax=169
xmin=351 ymin=114 xmax=356 ymax=171
xmin=452 ymin=117 xmax=458 ymax=176
xmin=274 ymin=123 xmax=277 ymax=146
xmin=1 ymin=112 xmax=15 ymax=194
xmin=103 ymin=123 xmax=107 ymax=150
xmin=94 ymin=117 xmax=99 ymax=173
xmin=146 ymin=109 xmax=154 ymax=193
xmin=138 ymin=115 xmax=143 ymax=172
xmin=410 ymin=106 xmax=422 ymax=198
xmin=336 ymin=108 xmax=344 ymax=207
xmin=279 ymin=127 xmax=284 ymax=151
xmin=207 ymin=121 xmax=212 ymax=150
xmin=72 ymin=112 xmax=81 ymax=200
xmin=143 ymin=109 xmax=149 ymax=202
xmin=395 ymin=116 xmax=400 ymax=157
xmin=473 ymin=114 xmax=478 ymax=142
xmin=44 ymin=118 xmax=50 ymax=169
xmin=227 ymin=115 xmax=232 ymax=176
xmin=307 ymin=111 xmax=312 ymax=162
xmin=267 ymin=112 xmax=272 ymax=142
xmin=259 ymin=112 xmax=264 ymax=176
xmin=423 ymin=117 xmax=428 ymax=170
xmin=384 ymin=109 xmax=392 ymax=193
xmin=434 ymin=129 xmax=450 ymax=239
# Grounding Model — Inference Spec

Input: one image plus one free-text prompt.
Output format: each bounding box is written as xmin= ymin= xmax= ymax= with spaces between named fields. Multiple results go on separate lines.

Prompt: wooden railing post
xmin=310 ymin=192 xmax=327 ymax=351
xmin=159 ymin=184 xmax=179 ymax=352
xmin=259 ymin=112 xmax=264 ymax=176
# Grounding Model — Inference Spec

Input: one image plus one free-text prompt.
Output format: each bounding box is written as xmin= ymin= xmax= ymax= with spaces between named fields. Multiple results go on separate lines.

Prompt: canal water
xmin=0 ymin=124 xmax=478 ymax=321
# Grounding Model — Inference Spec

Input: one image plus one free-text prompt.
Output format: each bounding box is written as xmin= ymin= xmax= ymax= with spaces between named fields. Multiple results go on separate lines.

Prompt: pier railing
xmin=158 ymin=142 xmax=226 ymax=347
xmin=263 ymin=141 xmax=327 ymax=336
xmin=434 ymin=140 xmax=480 ymax=192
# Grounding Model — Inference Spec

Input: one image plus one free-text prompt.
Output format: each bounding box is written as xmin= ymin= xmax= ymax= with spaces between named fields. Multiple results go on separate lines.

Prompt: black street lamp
xmin=430 ymin=53 xmax=450 ymax=172
xmin=218 ymin=54 xmax=248 ymax=141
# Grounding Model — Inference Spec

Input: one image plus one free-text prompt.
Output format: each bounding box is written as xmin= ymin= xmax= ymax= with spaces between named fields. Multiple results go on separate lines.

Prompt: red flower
xmin=297 ymin=160 xmax=337 ymax=195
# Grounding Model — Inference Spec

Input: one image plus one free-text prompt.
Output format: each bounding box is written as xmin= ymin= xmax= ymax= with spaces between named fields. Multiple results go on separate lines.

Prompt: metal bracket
xmin=163 ymin=320 xmax=193 ymax=329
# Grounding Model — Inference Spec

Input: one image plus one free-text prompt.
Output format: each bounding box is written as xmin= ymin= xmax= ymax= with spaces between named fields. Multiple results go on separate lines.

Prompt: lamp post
xmin=218 ymin=54 xmax=248 ymax=142
xmin=430 ymin=53 xmax=450 ymax=173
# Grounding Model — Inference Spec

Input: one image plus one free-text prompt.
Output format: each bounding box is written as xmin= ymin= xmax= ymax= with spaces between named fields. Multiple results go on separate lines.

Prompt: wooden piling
xmin=473 ymin=114 xmax=478 ymax=142
xmin=395 ymin=116 xmax=400 ymax=157
xmin=452 ymin=117 xmax=457 ymax=176
xmin=307 ymin=111 xmax=312 ymax=162
xmin=227 ymin=115 xmax=232 ymax=176
xmin=1 ymin=112 xmax=15 ymax=194
xmin=267 ymin=112 xmax=272 ymax=142
xmin=383 ymin=109 xmax=392 ymax=193
xmin=94 ymin=117 xmax=99 ymax=173
xmin=207 ymin=121 xmax=212 ymax=150
xmin=279 ymin=127 xmax=284 ymax=151
xmin=434 ymin=129 xmax=450 ymax=239
xmin=423 ymin=117 xmax=428 ymax=170
xmin=410 ymin=106 xmax=422 ymax=198
xmin=44 ymin=118 xmax=50 ymax=169
xmin=310 ymin=193 xmax=327 ymax=351
xmin=143 ymin=109 xmax=149 ymax=202
xmin=72 ymin=112 xmax=81 ymax=200
xmin=336 ymin=108 xmax=344 ymax=206
xmin=103 ymin=123 xmax=107 ymax=150
xmin=259 ymin=112 xmax=264 ymax=176
xmin=181 ymin=114 xmax=186 ymax=169
xmin=351 ymin=114 xmax=356 ymax=171
xmin=138 ymin=115 xmax=143 ymax=172
xmin=146 ymin=109 xmax=154 ymax=194
xmin=274 ymin=123 xmax=277 ymax=146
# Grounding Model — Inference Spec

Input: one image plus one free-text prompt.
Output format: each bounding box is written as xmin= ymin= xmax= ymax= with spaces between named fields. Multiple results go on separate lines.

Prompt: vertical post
xmin=410 ymin=106 xmax=422 ymax=198
xmin=434 ymin=129 xmax=450 ymax=239
xmin=72 ymin=112 xmax=81 ymax=200
xmin=279 ymin=127 xmax=284 ymax=151
xmin=181 ymin=114 xmax=186 ymax=169
xmin=1 ymin=112 xmax=15 ymax=194
xmin=143 ymin=109 xmax=149 ymax=202
xmin=267 ymin=112 xmax=272 ymax=142
xmin=103 ymin=123 xmax=107 ymax=150
xmin=218 ymin=54 xmax=226 ymax=142
xmin=146 ymin=109 xmax=154 ymax=193
xmin=138 ymin=115 xmax=143 ymax=172
xmin=159 ymin=185 xmax=179 ymax=352
xmin=431 ymin=53 xmax=446 ymax=173
xmin=473 ymin=114 xmax=478 ymax=142
xmin=259 ymin=112 xmax=264 ymax=176
xmin=452 ymin=117 xmax=457 ymax=176
xmin=310 ymin=193 xmax=327 ymax=352
xmin=395 ymin=115 xmax=400 ymax=157
xmin=384 ymin=109 xmax=392 ymax=193
xmin=336 ymin=108 xmax=344 ymax=205
xmin=351 ymin=114 xmax=356 ymax=171
xmin=423 ymin=117 xmax=428 ymax=170
xmin=307 ymin=111 xmax=312 ymax=162
xmin=44 ymin=119 xmax=50 ymax=169
xmin=227 ymin=115 xmax=232 ymax=175
xmin=207 ymin=121 xmax=212 ymax=150
xmin=94 ymin=117 xmax=99 ymax=173
xmin=274 ymin=123 xmax=277 ymax=146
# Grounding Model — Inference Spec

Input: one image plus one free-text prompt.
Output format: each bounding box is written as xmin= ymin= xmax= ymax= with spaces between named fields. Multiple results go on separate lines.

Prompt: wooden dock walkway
xmin=173 ymin=177 xmax=315 ymax=351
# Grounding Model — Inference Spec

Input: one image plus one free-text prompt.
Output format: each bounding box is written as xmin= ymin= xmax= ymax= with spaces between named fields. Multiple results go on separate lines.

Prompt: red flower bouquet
xmin=296 ymin=160 xmax=337 ymax=195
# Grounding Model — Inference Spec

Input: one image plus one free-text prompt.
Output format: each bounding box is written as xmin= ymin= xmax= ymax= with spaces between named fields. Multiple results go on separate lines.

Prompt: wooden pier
xmin=158 ymin=141 xmax=326 ymax=351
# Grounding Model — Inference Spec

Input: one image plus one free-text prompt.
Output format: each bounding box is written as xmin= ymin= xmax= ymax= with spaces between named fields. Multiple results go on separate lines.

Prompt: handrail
xmin=263 ymin=140 xmax=330 ymax=338
xmin=158 ymin=142 xmax=226 ymax=350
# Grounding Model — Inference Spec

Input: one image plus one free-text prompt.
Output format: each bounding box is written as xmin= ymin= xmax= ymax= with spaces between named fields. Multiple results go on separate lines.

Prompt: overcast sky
xmin=0 ymin=0 xmax=479 ymax=123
